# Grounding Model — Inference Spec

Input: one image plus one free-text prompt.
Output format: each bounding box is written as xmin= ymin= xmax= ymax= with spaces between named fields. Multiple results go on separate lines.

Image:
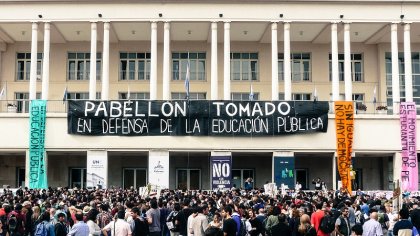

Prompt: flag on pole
xmin=0 ymin=86 xmax=5 ymax=100
xmin=62 ymin=86 xmax=68 ymax=104
xmin=127 ymin=85 xmax=131 ymax=100
xmin=185 ymin=61 xmax=190 ymax=99
xmin=313 ymin=87 xmax=318 ymax=101
xmin=249 ymin=84 xmax=254 ymax=101
xmin=373 ymin=86 xmax=377 ymax=104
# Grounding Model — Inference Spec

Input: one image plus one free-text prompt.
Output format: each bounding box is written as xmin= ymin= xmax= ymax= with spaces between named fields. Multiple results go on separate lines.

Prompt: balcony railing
xmin=0 ymin=100 xmax=407 ymax=115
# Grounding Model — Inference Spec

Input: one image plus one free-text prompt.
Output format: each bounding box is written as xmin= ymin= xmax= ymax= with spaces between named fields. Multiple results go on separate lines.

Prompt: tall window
xmin=120 ymin=52 xmax=151 ymax=80
xmin=16 ymin=53 xmax=43 ymax=81
xmin=172 ymin=52 xmax=206 ymax=81
xmin=119 ymin=92 xmax=150 ymax=100
xmin=384 ymin=52 xmax=420 ymax=114
xmin=171 ymin=92 xmax=206 ymax=100
xmin=231 ymin=53 xmax=258 ymax=81
xmin=231 ymin=93 xmax=259 ymax=101
xmin=65 ymin=92 xmax=101 ymax=100
xmin=15 ymin=92 xmax=41 ymax=113
xmin=278 ymin=53 xmax=311 ymax=81
xmin=68 ymin=52 xmax=102 ymax=80
xmin=329 ymin=53 xmax=363 ymax=82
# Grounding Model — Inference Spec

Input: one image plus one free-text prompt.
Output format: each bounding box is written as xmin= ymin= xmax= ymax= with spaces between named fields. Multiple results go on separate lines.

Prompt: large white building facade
xmin=0 ymin=0 xmax=418 ymax=190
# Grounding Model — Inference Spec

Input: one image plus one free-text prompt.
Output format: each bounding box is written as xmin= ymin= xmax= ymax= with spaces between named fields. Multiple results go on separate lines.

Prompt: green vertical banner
xmin=29 ymin=100 xmax=47 ymax=189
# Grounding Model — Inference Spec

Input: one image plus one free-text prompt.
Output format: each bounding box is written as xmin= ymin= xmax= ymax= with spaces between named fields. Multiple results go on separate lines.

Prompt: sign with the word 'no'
xmin=211 ymin=156 xmax=232 ymax=191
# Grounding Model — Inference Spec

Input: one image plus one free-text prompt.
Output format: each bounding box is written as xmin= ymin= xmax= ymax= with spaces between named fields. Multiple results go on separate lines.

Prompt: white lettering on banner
xmin=212 ymin=101 xmax=291 ymax=117
xmin=213 ymin=163 xmax=230 ymax=177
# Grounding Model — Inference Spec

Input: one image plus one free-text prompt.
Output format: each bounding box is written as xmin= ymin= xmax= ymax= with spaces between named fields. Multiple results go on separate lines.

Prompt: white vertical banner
xmin=87 ymin=150 xmax=108 ymax=189
xmin=148 ymin=151 xmax=170 ymax=189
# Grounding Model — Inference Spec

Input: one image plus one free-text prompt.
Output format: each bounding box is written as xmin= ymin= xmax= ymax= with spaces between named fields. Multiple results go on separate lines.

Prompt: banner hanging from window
xmin=273 ymin=156 xmax=295 ymax=190
xmin=400 ymin=102 xmax=418 ymax=191
xmin=67 ymin=100 xmax=329 ymax=136
xmin=211 ymin=156 xmax=232 ymax=191
xmin=334 ymin=101 xmax=354 ymax=194
xmin=28 ymin=100 xmax=48 ymax=189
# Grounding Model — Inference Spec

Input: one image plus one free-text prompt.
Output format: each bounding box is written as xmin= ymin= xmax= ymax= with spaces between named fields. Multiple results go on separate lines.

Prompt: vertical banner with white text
xmin=335 ymin=101 xmax=354 ymax=194
xmin=211 ymin=156 xmax=232 ymax=191
xmin=273 ymin=156 xmax=295 ymax=190
xmin=87 ymin=150 xmax=108 ymax=189
xmin=148 ymin=151 xmax=170 ymax=189
xmin=28 ymin=100 xmax=48 ymax=189
xmin=400 ymin=102 xmax=418 ymax=191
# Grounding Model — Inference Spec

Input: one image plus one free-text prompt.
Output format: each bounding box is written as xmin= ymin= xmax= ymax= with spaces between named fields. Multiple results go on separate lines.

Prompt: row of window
xmin=16 ymin=52 xmax=364 ymax=82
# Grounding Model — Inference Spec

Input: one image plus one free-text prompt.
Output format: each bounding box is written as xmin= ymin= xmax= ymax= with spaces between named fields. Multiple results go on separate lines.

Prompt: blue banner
xmin=274 ymin=156 xmax=295 ymax=189
xmin=211 ymin=156 xmax=232 ymax=191
xmin=29 ymin=100 xmax=47 ymax=189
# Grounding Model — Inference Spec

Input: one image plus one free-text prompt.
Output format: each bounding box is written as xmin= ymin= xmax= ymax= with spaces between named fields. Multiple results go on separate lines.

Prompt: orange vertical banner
xmin=334 ymin=101 xmax=354 ymax=194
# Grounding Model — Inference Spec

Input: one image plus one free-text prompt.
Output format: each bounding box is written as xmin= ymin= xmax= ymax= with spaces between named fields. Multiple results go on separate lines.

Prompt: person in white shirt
xmin=86 ymin=209 xmax=101 ymax=236
xmin=102 ymin=211 xmax=132 ymax=236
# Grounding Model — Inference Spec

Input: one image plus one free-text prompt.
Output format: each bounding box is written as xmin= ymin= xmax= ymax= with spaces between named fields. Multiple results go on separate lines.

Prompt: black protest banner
xmin=67 ymin=100 xmax=329 ymax=136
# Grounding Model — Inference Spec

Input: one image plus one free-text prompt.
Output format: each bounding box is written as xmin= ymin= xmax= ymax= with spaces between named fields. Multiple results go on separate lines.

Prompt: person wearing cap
xmin=102 ymin=211 xmax=132 ymax=236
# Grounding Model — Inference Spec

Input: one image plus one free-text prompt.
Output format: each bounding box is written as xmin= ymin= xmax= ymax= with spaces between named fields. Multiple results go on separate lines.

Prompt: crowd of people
xmin=0 ymin=185 xmax=419 ymax=236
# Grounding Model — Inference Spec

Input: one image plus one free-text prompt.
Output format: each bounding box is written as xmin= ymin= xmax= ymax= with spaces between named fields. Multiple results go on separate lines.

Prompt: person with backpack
xmin=102 ymin=211 xmax=132 ymax=236
xmin=334 ymin=207 xmax=351 ymax=236
xmin=167 ymin=203 xmax=180 ymax=236
xmin=221 ymin=206 xmax=237 ymax=236
xmin=35 ymin=212 xmax=55 ymax=236
xmin=310 ymin=202 xmax=329 ymax=236
xmin=230 ymin=205 xmax=242 ymax=236
xmin=264 ymin=206 xmax=280 ymax=236
xmin=131 ymin=207 xmax=149 ymax=236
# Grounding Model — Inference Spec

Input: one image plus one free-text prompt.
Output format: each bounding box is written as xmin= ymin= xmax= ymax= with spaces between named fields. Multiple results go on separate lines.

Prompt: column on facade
xmin=87 ymin=150 xmax=108 ymax=188
xmin=41 ymin=22 xmax=50 ymax=100
xmin=162 ymin=22 xmax=171 ymax=100
xmin=89 ymin=22 xmax=97 ymax=100
xmin=404 ymin=23 xmax=413 ymax=102
xmin=283 ymin=22 xmax=291 ymax=101
xmin=343 ymin=23 xmax=352 ymax=101
xmin=149 ymin=150 xmax=170 ymax=189
xmin=223 ymin=22 xmax=231 ymax=100
xmin=29 ymin=22 xmax=38 ymax=100
xmin=271 ymin=22 xmax=279 ymax=100
xmin=331 ymin=22 xmax=339 ymax=101
xmin=150 ymin=22 xmax=158 ymax=100
xmin=101 ymin=22 xmax=110 ymax=100
xmin=391 ymin=23 xmax=400 ymax=113
xmin=332 ymin=152 xmax=337 ymax=190
xmin=211 ymin=22 xmax=218 ymax=100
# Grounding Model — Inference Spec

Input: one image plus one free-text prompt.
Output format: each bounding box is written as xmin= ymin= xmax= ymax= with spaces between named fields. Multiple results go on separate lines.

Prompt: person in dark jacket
xmin=269 ymin=213 xmax=292 ymax=236
xmin=54 ymin=213 xmax=67 ymax=236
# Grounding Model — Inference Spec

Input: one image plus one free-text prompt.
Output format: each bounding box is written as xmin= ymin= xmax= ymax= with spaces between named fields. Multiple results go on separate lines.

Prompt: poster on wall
xmin=273 ymin=156 xmax=295 ymax=189
xmin=334 ymin=101 xmax=354 ymax=194
xmin=400 ymin=102 xmax=418 ymax=191
xmin=28 ymin=100 xmax=48 ymax=189
xmin=211 ymin=156 xmax=232 ymax=191
xmin=148 ymin=152 xmax=169 ymax=189
xmin=86 ymin=151 xmax=108 ymax=189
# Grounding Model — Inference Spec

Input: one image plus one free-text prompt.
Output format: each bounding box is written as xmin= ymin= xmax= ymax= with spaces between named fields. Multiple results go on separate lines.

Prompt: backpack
xmin=232 ymin=215 xmax=246 ymax=236
xmin=319 ymin=214 xmax=336 ymax=234
xmin=34 ymin=222 xmax=48 ymax=236
xmin=166 ymin=211 xmax=179 ymax=231
xmin=8 ymin=214 xmax=18 ymax=232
